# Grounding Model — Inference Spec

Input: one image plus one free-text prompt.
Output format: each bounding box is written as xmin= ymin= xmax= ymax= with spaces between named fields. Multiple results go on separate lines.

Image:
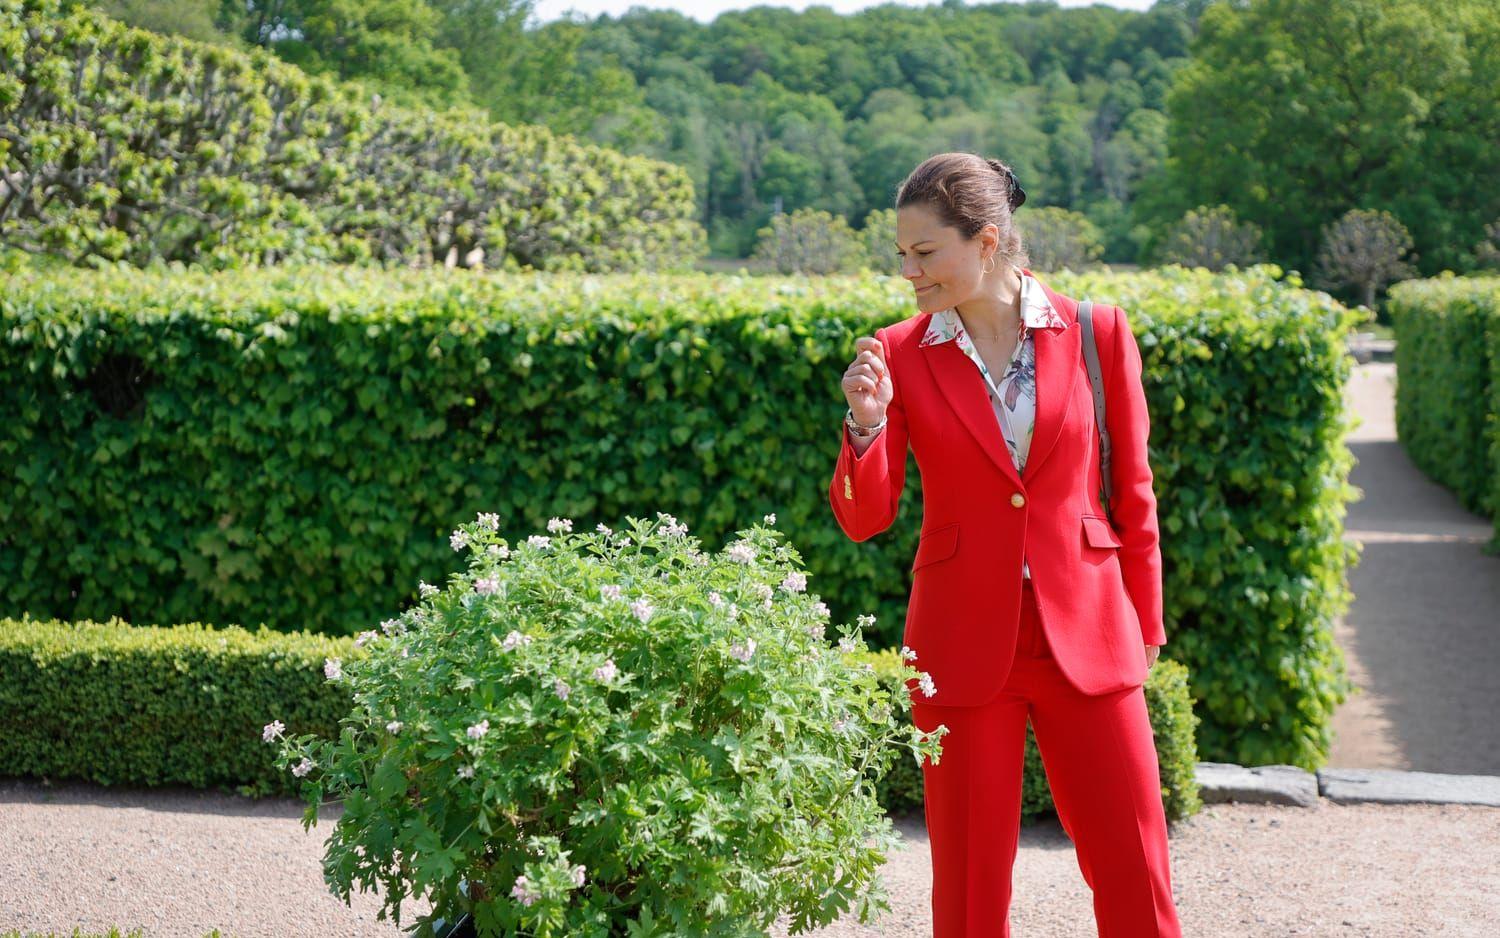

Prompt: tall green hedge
xmin=0 ymin=0 xmax=704 ymax=272
xmin=0 ymin=615 xmax=1202 ymax=823
xmin=1387 ymin=275 xmax=1500 ymax=547
xmin=0 ymin=260 xmax=1360 ymax=768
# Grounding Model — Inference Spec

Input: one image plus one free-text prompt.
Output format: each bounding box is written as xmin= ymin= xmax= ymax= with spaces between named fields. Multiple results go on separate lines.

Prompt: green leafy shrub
xmin=752 ymin=208 xmax=866 ymax=275
xmin=0 ymin=0 xmax=703 ymax=273
xmin=2 ymin=262 xmax=1351 ymax=769
xmin=1387 ymin=274 xmax=1500 ymax=549
xmin=266 ymin=511 xmax=942 ymax=936
xmin=1155 ymin=204 xmax=1264 ymax=271
xmin=1017 ymin=206 xmax=1105 ymax=273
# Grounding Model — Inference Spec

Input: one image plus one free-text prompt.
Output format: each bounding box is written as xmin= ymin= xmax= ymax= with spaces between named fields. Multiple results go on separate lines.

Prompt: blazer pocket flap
xmin=911 ymin=522 xmax=960 ymax=571
xmin=1081 ymin=515 xmax=1123 ymax=549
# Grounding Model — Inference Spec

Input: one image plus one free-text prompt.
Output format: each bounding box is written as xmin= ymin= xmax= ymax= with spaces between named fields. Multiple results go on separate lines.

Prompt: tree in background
xmin=857 ymin=208 xmax=897 ymax=276
xmin=85 ymin=0 xmax=1197 ymax=265
xmin=1157 ymin=0 xmax=1500 ymax=278
xmin=1156 ymin=204 xmax=1264 ymax=272
xmin=94 ymin=0 xmax=225 ymax=42
xmin=1472 ymin=221 xmax=1500 ymax=272
xmin=752 ymin=207 xmax=863 ymax=275
xmin=1018 ymin=206 xmax=1105 ymax=273
xmin=1314 ymin=209 xmax=1416 ymax=311
xmin=212 ymin=0 xmax=472 ymax=110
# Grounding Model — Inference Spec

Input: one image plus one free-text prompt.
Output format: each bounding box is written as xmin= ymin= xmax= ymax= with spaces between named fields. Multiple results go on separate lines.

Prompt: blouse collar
xmin=917 ymin=270 xmax=1066 ymax=348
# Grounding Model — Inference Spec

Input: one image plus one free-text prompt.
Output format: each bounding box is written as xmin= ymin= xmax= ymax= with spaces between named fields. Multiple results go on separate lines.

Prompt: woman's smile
xmin=916 ymin=284 xmax=938 ymax=295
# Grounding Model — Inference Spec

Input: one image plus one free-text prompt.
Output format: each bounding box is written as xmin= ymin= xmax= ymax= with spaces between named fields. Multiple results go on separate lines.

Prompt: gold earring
xmin=983 ymin=255 xmax=995 ymax=274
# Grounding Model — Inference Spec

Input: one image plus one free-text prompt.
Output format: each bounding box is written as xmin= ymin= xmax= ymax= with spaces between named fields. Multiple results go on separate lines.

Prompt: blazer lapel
xmin=1024 ymin=276 xmax=1079 ymax=479
xmin=921 ymin=338 xmax=1024 ymax=488
xmin=1024 ymin=318 xmax=1080 ymax=478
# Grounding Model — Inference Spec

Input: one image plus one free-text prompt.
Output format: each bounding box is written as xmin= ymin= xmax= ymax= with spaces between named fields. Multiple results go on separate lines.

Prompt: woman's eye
xmin=896 ymin=251 xmax=930 ymax=257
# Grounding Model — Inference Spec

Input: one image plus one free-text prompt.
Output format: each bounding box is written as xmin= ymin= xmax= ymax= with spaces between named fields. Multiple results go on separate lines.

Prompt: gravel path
xmin=3 ymin=776 xmax=1498 ymax=937
xmin=1332 ymin=363 xmax=1500 ymax=774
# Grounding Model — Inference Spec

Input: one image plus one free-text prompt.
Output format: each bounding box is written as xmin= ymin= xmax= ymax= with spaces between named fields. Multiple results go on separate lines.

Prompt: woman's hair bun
xmin=985 ymin=158 xmax=1026 ymax=212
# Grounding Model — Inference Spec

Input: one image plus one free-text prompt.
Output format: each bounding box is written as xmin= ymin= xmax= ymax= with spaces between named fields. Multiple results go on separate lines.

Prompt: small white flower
xmin=656 ymin=513 xmax=688 ymax=537
xmin=856 ymin=613 xmax=876 ymax=629
xmin=901 ymin=645 xmax=919 ymax=661
xmin=324 ymin=658 xmax=342 ymax=681
xmin=600 ymin=584 xmax=622 ymax=601
xmin=753 ymin=583 xmax=773 ymax=601
xmin=708 ymin=591 xmax=724 ymax=607
xmin=631 ymin=598 xmax=654 ymax=622
xmin=486 ymin=543 xmax=509 ymax=559
xmin=476 ymin=512 xmax=500 ymax=531
xmin=726 ymin=603 xmax=740 ymax=621
xmin=780 ymin=572 xmax=807 ymax=593
xmin=386 ymin=720 xmax=403 ymax=734
xmin=380 ymin=617 xmax=405 ymax=636
xmin=570 ymin=863 xmax=586 ymax=887
xmin=547 ymin=517 xmax=573 ymax=533
xmin=418 ymin=581 xmax=439 ymax=598
xmin=511 ymin=874 xmax=540 ymax=906
xmin=832 ymin=714 xmax=851 ymax=734
xmin=474 ymin=576 xmax=499 ymax=595
xmin=727 ymin=542 xmax=756 ymax=564
xmin=594 ymin=658 xmax=618 ymax=682
xmin=291 ymin=757 xmax=314 ymax=777
xmin=527 ymin=534 xmax=551 ymax=549
xmin=596 ymin=523 xmax=613 ymax=536
xmin=500 ymin=630 xmax=532 ymax=651
xmin=805 ymin=622 xmax=823 ymax=639
xmin=554 ymin=678 xmax=571 ymax=700
xmin=354 ymin=630 xmax=379 ymax=648
xmin=763 ymin=512 xmax=776 ymax=525
xmin=466 ymin=719 xmax=490 ymax=740
xmin=401 ymin=647 xmax=410 ymax=658
xmin=812 ymin=600 xmax=829 ymax=620
xmin=919 ymin=672 xmax=937 ymax=697
xmin=457 ymin=764 xmax=475 ymax=779
xmin=451 ymin=528 xmax=471 ymax=551
xmin=729 ymin=638 xmax=756 ymax=662
xmin=262 ymin=719 xmax=285 ymax=743
xmin=838 ymin=637 xmax=857 ymax=654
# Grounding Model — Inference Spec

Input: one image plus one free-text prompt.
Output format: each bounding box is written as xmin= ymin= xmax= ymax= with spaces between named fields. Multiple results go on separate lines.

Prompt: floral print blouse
xmin=916 ymin=271 xmax=1068 ymax=579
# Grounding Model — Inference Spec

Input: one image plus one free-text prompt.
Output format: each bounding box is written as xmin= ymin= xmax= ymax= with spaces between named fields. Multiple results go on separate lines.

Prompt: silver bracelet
xmin=845 ymin=407 xmax=887 ymax=438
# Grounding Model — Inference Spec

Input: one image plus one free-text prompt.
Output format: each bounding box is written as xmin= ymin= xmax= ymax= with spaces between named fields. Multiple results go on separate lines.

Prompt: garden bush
xmin=1387 ymin=274 xmax=1500 ymax=548
xmin=1 ymin=261 xmax=1353 ymax=769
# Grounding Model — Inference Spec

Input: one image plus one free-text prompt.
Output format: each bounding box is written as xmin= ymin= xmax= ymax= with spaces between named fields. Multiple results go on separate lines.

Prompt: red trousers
xmin=910 ymin=579 xmax=1183 ymax=937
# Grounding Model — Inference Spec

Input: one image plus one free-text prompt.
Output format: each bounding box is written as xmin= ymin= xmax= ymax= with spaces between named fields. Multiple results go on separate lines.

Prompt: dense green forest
xmin=85 ymin=0 xmax=1499 ymax=285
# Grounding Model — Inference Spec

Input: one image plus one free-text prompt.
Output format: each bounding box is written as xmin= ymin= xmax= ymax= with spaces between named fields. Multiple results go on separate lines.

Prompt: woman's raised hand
xmin=842 ymin=336 xmax=893 ymax=427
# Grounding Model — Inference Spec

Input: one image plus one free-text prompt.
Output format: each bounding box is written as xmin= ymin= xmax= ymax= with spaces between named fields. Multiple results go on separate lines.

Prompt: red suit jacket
xmin=829 ymin=270 xmax=1165 ymax=707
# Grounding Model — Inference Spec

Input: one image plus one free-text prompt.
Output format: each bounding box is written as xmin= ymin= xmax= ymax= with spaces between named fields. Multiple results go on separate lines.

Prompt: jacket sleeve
xmin=829 ymin=325 xmax=908 ymax=542
xmin=1106 ymin=306 xmax=1167 ymax=646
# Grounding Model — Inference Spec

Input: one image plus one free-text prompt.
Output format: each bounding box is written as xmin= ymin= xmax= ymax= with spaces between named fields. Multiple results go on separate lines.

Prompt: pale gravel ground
xmin=1330 ymin=363 xmax=1500 ymax=775
xmin=2 ymin=777 xmax=1498 ymax=937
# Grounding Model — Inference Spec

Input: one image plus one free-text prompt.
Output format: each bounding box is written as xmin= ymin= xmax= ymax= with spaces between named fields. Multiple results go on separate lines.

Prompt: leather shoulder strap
xmin=1077 ymin=300 xmax=1113 ymax=517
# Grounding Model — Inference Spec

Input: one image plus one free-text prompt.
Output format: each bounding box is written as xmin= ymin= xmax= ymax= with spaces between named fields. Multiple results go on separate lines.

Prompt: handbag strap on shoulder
xmin=1077 ymin=300 xmax=1114 ymax=519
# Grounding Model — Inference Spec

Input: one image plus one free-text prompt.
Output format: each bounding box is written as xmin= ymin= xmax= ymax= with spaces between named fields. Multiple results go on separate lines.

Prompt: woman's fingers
xmin=854 ymin=345 xmax=886 ymax=374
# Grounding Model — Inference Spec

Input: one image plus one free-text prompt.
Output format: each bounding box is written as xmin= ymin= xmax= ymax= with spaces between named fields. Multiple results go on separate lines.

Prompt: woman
xmin=830 ymin=152 xmax=1183 ymax=937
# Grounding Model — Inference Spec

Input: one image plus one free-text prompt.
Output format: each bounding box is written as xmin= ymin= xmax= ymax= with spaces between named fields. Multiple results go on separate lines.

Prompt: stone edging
xmin=1194 ymin=761 xmax=1500 ymax=807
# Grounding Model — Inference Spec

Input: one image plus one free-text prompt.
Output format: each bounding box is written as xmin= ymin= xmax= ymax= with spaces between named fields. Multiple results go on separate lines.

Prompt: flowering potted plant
xmin=264 ymin=511 xmax=945 ymax=937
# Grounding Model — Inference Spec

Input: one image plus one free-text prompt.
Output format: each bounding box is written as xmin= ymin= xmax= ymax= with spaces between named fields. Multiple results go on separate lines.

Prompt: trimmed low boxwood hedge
xmin=1387 ymin=274 xmax=1500 ymax=550
xmin=0 ymin=616 xmax=1202 ymax=823
xmin=1 ymin=260 xmax=1359 ymax=769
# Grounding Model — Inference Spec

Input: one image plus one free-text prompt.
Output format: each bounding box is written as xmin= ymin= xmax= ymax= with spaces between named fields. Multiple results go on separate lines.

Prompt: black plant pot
xmin=424 ymin=879 xmax=478 ymax=938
